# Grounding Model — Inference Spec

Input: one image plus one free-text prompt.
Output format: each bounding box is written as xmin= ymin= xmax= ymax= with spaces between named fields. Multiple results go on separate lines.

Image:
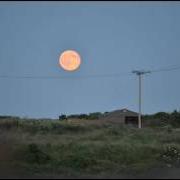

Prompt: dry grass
xmin=0 ymin=118 xmax=180 ymax=178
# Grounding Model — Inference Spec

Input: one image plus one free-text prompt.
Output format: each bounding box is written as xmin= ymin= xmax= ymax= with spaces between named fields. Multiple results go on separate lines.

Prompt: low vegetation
xmin=0 ymin=110 xmax=180 ymax=178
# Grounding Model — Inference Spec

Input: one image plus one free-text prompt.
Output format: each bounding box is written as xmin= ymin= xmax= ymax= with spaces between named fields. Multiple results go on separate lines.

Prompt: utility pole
xmin=132 ymin=70 xmax=151 ymax=129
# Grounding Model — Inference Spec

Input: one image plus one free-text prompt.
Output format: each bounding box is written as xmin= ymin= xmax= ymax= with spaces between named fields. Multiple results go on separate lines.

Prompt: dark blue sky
xmin=0 ymin=2 xmax=180 ymax=118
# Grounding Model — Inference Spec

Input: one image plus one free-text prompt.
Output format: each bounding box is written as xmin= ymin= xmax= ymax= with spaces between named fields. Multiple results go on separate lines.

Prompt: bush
xmin=67 ymin=112 xmax=102 ymax=120
xmin=143 ymin=110 xmax=180 ymax=128
xmin=88 ymin=112 xmax=102 ymax=120
xmin=24 ymin=144 xmax=51 ymax=164
xmin=79 ymin=114 xmax=89 ymax=119
xmin=163 ymin=125 xmax=173 ymax=133
xmin=170 ymin=110 xmax=180 ymax=127
xmin=67 ymin=114 xmax=79 ymax=119
xmin=160 ymin=146 xmax=180 ymax=167
xmin=154 ymin=112 xmax=170 ymax=120
xmin=0 ymin=119 xmax=19 ymax=129
xmin=59 ymin=114 xmax=67 ymax=121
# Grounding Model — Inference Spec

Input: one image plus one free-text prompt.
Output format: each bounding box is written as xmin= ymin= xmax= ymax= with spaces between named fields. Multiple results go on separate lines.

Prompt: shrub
xmin=78 ymin=114 xmax=89 ymax=119
xmin=24 ymin=143 xmax=51 ymax=164
xmin=59 ymin=114 xmax=67 ymax=121
xmin=154 ymin=112 xmax=170 ymax=120
xmin=160 ymin=146 xmax=180 ymax=167
xmin=163 ymin=125 xmax=173 ymax=133
xmin=0 ymin=119 xmax=19 ymax=129
xmin=170 ymin=110 xmax=180 ymax=127
xmin=67 ymin=114 xmax=79 ymax=119
xmin=88 ymin=112 xmax=102 ymax=120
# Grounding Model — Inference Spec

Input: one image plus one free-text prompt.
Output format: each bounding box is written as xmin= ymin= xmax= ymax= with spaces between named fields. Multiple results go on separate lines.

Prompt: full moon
xmin=59 ymin=50 xmax=81 ymax=71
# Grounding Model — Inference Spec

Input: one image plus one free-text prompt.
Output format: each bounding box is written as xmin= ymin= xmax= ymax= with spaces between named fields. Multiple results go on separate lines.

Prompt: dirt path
xmin=0 ymin=144 xmax=15 ymax=178
xmin=0 ymin=167 xmax=180 ymax=179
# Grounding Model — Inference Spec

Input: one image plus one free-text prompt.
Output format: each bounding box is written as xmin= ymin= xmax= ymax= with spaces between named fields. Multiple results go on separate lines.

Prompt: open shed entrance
xmin=125 ymin=116 xmax=138 ymax=127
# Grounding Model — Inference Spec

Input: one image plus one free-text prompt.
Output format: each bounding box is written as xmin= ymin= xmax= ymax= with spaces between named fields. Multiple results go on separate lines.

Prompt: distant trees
xmin=0 ymin=116 xmax=20 ymax=119
xmin=59 ymin=112 xmax=104 ymax=121
xmin=143 ymin=110 xmax=180 ymax=128
xmin=67 ymin=114 xmax=79 ymax=119
xmin=59 ymin=110 xmax=180 ymax=128
xmin=153 ymin=112 xmax=170 ymax=120
xmin=70 ymin=112 xmax=102 ymax=120
xmin=88 ymin=112 xmax=102 ymax=120
xmin=171 ymin=110 xmax=180 ymax=127
xmin=59 ymin=114 xmax=67 ymax=121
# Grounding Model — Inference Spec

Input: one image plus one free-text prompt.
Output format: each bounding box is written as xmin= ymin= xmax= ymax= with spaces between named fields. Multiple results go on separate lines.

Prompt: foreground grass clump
xmin=1 ymin=118 xmax=180 ymax=177
xmin=21 ymin=143 xmax=51 ymax=164
xmin=160 ymin=146 xmax=180 ymax=167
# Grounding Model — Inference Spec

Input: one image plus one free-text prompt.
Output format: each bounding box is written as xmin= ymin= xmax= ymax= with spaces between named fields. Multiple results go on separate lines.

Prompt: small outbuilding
xmin=101 ymin=108 xmax=139 ymax=127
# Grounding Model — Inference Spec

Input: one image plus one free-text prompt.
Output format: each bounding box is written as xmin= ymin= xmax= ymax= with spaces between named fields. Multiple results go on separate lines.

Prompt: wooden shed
xmin=101 ymin=108 xmax=139 ymax=126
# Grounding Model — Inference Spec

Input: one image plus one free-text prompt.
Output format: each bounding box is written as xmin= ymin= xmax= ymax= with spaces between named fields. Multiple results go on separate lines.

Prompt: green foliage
xmin=67 ymin=114 xmax=80 ymax=119
xmin=59 ymin=114 xmax=67 ymax=121
xmin=10 ymin=123 xmax=163 ymax=173
xmin=154 ymin=112 xmax=170 ymax=120
xmin=143 ymin=110 xmax=180 ymax=128
xmin=78 ymin=114 xmax=89 ymax=119
xmin=23 ymin=143 xmax=51 ymax=164
xmin=0 ymin=119 xmax=19 ymax=129
xmin=160 ymin=146 xmax=180 ymax=167
xmin=17 ymin=120 xmax=90 ymax=135
xmin=171 ymin=110 xmax=180 ymax=127
xmin=88 ymin=112 xmax=102 ymax=120
xmin=66 ymin=112 xmax=103 ymax=120
xmin=1 ymin=112 xmax=180 ymax=177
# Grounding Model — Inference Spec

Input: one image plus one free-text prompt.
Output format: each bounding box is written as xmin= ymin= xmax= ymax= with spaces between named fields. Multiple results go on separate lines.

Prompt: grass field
xmin=0 ymin=118 xmax=180 ymax=179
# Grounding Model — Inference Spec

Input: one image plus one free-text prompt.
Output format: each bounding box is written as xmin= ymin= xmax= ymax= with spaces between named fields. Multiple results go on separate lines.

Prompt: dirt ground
xmin=0 ymin=166 xmax=180 ymax=179
xmin=0 ymin=164 xmax=180 ymax=179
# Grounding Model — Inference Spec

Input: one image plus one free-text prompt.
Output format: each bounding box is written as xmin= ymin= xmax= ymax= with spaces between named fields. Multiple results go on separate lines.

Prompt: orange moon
xmin=59 ymin=50 xmax=81 ymax=71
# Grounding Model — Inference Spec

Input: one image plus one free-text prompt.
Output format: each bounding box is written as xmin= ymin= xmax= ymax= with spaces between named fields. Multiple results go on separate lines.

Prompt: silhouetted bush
xmin=78 ymin=114 xmax=89 ymax=119
xmin=59 ymin=114 xmax=67 ymax=121
xmin=67 ymin=112 xmax=103 ymax=120
xmin=67 ymin=114 xmax=80 ymax=119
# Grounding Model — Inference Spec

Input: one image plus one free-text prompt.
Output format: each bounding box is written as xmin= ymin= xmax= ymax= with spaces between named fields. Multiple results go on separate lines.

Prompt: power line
xmin=0 ymin=65 xmax=180 ymax=80
xmin=150 ymin=65 xmax=180 ymax=73
xmin=0 ymin=72 xmax=132 ymax=80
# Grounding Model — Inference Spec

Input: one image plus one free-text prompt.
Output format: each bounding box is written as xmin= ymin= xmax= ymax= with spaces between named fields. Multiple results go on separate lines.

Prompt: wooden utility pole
xmin=132 ymin=70 xmax=151 ymax=128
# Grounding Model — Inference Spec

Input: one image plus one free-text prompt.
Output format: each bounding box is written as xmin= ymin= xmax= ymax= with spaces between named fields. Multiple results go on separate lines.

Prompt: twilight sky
xmin=0 ymin=2 xmax=180 ymax=118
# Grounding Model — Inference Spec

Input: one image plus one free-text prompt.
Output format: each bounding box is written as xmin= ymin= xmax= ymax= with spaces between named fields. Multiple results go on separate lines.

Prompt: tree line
xmin=59 ymin=112 xmax=108 ymax=121
xmin=143 ymin=110 xmax=180 ymax=127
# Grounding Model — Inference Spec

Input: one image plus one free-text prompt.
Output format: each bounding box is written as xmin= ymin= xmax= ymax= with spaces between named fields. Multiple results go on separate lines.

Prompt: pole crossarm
xmin=132 ymin=70 xmax=151 ymax=75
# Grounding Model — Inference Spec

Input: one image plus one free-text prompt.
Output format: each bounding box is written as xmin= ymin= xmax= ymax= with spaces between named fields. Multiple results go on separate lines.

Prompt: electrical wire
xmin=150 ymin=65 xmax=180 ymax=73
xmin=0 ymin=72 xmax=133 ymax=80
xmin=0 ymin=65 xmax=179 ymax=80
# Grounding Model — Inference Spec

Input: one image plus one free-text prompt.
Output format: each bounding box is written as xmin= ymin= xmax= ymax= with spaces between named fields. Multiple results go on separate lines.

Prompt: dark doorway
xmin=125 ymin=116 xmax=138 ymax=127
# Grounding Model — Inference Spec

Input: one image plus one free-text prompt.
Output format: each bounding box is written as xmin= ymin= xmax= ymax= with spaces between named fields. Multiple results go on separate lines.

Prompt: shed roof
xmin=101 ymin=108 xmax=138 ymax=121
xmin=110 ymin=108 xmax=139 ymax=116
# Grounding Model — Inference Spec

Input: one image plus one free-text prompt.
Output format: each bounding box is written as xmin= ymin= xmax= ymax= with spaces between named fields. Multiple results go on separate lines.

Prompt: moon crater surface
xmin=59 ymin=50 xmax=81 ymax=71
